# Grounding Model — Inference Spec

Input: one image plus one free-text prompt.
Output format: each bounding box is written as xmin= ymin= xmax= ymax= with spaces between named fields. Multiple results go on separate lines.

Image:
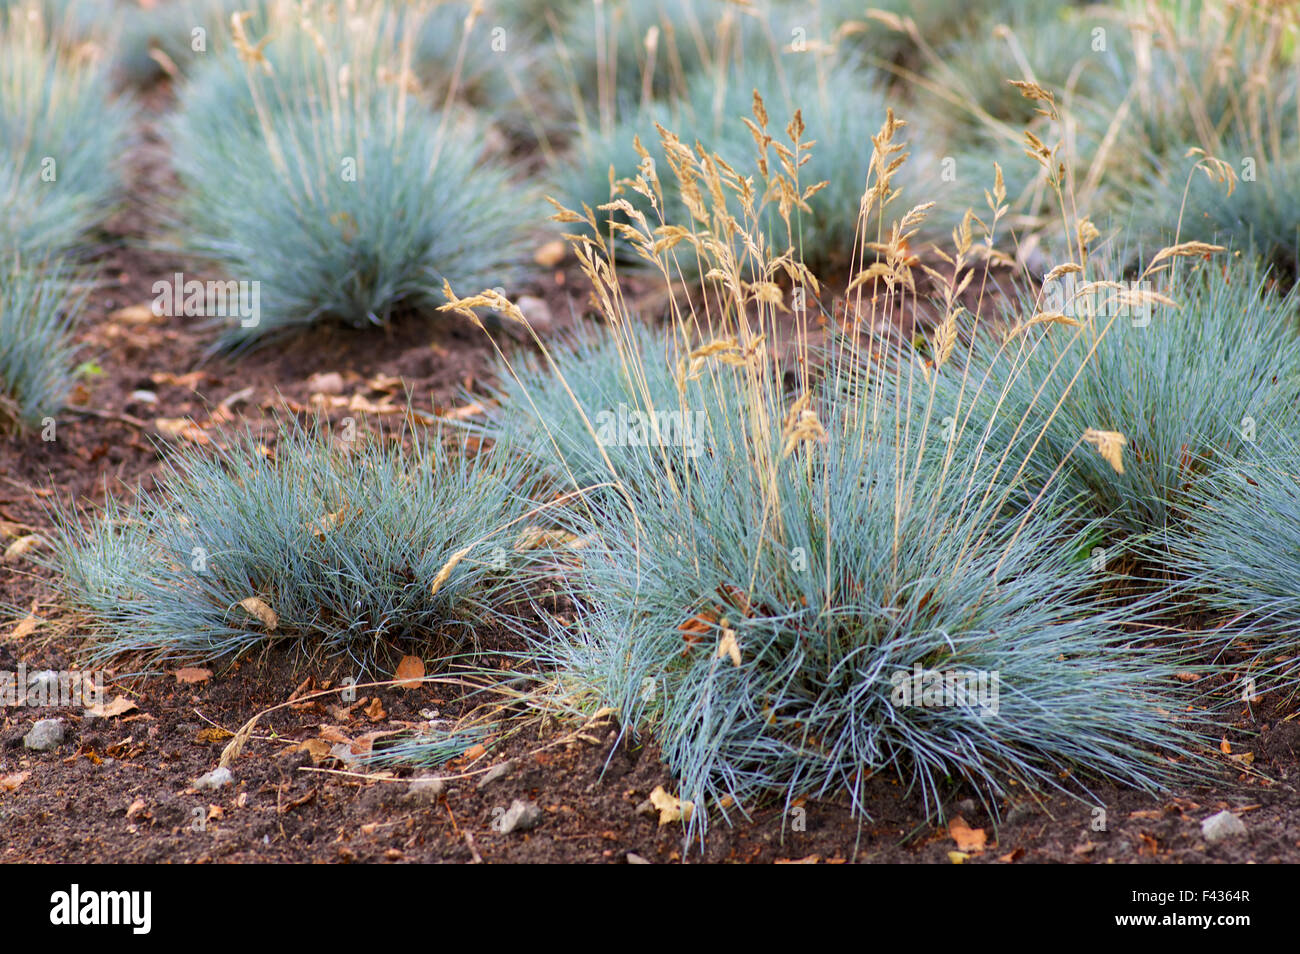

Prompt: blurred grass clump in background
xmin=165 ymin=0 xmax=536 ymax=349
xmin=0 ymin=2 xmax=132 ymax=259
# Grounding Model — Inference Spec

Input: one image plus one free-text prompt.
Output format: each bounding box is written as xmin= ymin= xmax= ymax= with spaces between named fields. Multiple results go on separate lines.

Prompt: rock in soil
xmin=23 ymin=718 xmax=65 ymax=752
xmin=476 ymin=761 xmax=513 ymax=790
xmin=498 ymin=799 xmax=543 ymax=834
xmin=192 ymin=767 xmax=234 ymax=791
xmin=402 ymin=776 xmax=446 ymax=804
xmin=1201 ymin=809 xmax=1247 ymax=844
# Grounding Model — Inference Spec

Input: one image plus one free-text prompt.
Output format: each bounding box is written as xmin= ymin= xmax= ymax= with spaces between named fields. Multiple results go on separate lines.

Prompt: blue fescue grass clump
xmin=165 ymin=1 xmax=535 ymax=349
xmin=0 ymin=259 xmax=82 ymax=431
xmin=0 ymin=6 xmax=132 ymax=259
xmin=1138 ymin=145 xmax=1300 ymax=283
xmin=486 ymin=319 xmax=735 ymax=496
xmin=475 ymin=130 xmax=1220 ymax=833
xmin=51 ymin=418 xmax=540 ymax=673
xmin=111 ymin=0 xmax=253 ymax=86
xmin=915 ymin=250 xmax=1300 ymax=547
xmin=524 ymin=357 xmax=1210 ymax=829
xmin=1171 ymin=434 xmax=1300 ymax=686
xmin=555 ymin=56 xmax=955 ymax=276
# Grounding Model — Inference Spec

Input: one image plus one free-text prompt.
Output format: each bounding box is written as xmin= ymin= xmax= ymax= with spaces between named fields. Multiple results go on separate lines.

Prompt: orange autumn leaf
xmin=394 ymin=655 xmax=425 ymax=689
xmin=173 ymin=668 xmax=212 ymax=684
xmin=948 ymin=816 xmax=987 ymax=853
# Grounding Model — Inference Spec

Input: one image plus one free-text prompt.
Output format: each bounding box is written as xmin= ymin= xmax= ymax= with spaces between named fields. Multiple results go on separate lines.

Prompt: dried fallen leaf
xmin=173 ymin=668 xmax=212 ymax=684
xmin=237 ymin=597 xmax=278 ymax=631
xmin=948 ymin=816 xmax=987 ymax=853
xmin=364 ymin=697 xmax=386 ymax=721
xmin=716 ymin=628 xmax=742 ymax=667
xmin=126 ymin=797 xmax=147 ymax=819
xmin=463 ymin=743 xmax=487 ymax=761
xmin=288 ymin=738 xmax=334 ymax=765
xmin=6 ymin=613 xmax=40 ymax=642
xmin=0 ymin=771 xmax=30 ymax=793
xmin=774 ymin=854 xmax=820 ymax=864
xmin=110 ymin=304 xmax=161 ymax=325
xmin=394 ymin=655 xmax=425 ymax=689
xmin=534 ymin=239 xmax=566 ymax=268
xmin=998 ymin=847 xmax=1025 ymax=863
xmin=3 ymin=534 xmax=45 ymax=563
xmin=307 ymin=507 xmax=347 ymax=539
xmin=85 ymin=695 xmax=138 ymax=719
xmin=948 ymin=851 xmax=970 ymax=864
xmin=648 ymin=785 xmax=695 ymax=826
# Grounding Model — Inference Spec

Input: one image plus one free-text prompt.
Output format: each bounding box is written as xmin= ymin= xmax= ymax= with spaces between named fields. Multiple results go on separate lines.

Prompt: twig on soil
xmin=464 ymin=830 xmax=483 ymax=863
xmin=64 ymin=404 xmax=152 ymax=430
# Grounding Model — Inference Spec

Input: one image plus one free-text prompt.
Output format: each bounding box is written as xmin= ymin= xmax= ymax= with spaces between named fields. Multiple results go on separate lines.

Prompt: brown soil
xmin=2 ymin=84 xmax=1298 ymax=867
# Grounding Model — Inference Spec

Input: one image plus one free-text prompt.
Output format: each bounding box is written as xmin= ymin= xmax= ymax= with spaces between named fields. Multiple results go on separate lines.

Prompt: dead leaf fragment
xmin=948 ymin=816 xmax=987 ymax=853
xmin=126 ymin=797 xmax=147 ymax=819
xmin=111 ymin=304 xmax=162 ymax=326
xmin=716 ymin=628 xmax=742 ymax=667
xmin=533 ymin=239 xmax=566 ymax=268
xmin=173 ymin=668 xmax=212 ymax=684
xmin=237 ymin=597 xmax=278 ymax=631
xmin=85 ymin=695 xmax=138 ymax=719
xmin=394 ymin=655 xmax=425 ymax=689
xmin=3 ymin=534 xmax=45 ymax=563
xmin=0 ymin=771 xmax=30 ymax=793
xmin=6 ymin=613 xmax=40 ymax=641
xmin=648 ymin=785 xmax=695 ymax=826
xmin=364 ymin=697 xmax=386 ymax=721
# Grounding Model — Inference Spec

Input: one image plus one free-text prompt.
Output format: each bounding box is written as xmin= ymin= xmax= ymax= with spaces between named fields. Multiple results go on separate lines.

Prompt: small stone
xmin=516 ymin=296 xmax=554 ymax=334
xmin=305 ymin=371 xmax=345 ymax=395
xmin=626 ymin=852 xmax=651 ymax=865
xmin=128 ymin=390 xmax=159 ymax=405
xmin=23 ymin=718 xmax=64 ymax=751
xmin=955 ymin=798 xmax=977 ymax=816
xmin=477 ymin=761 xmax=513 ymax=790
xmin=23 ymin=670 xmax=61 ymax=703
xmin=635 ymin=798 xmax=656 ymax=818
xmin=498 ymin=799 xmax=543 ymax=834
xmin=192 ymin=767 xmax=233 ymax=791
xmin=402 ymin=776 xmax=445 ymax=804
xmin=1201 ymin=809 xmax=1247 ymax=844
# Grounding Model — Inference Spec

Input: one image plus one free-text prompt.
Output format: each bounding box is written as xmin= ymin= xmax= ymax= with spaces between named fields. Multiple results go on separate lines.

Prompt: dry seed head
xmin=429 ymin=545 xmax=473 ymax=598
xmin=932 ymin=308 xmax=961 ymax=368
xmin=1147 ymin=241 xmax=1225 ymax=270
xmin=1008 ymin=79 xmax=1058 ymax=119
xmin=1010 ymin=312 xmax=1081 ymax=337
xmin=1186 ymin=147 xmax=1238 ymax=197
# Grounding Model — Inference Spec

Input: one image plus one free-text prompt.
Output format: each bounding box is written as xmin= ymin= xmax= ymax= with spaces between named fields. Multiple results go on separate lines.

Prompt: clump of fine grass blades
xmin=0 ymin=4 xmax=132 ymax=259
xmin=52 ymin=418 xmax=540 ymax=673
xmin=1171 ymin=433 xmax=1300 ymax=689
xmin=0 ymin=259 xmax=82 ymax=431
xmin=454 ymin=99 xmax=1215 ymax=833
xmin=165 ymin=0 xmax=534 ymax=349
xmin=916 ymin=246 xmax=1300 ymax=551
